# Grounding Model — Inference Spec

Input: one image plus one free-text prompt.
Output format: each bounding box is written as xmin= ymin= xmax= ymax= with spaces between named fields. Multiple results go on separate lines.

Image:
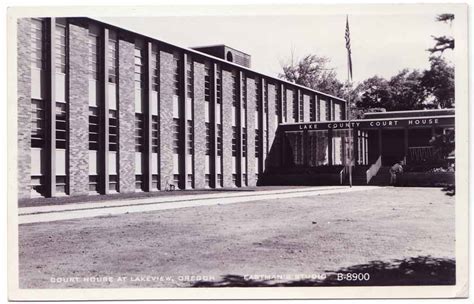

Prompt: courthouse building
xmin=17 ymin=17 xmax=347 ymax=199
xmin=17 ymin=17 xmax=454 ymax=200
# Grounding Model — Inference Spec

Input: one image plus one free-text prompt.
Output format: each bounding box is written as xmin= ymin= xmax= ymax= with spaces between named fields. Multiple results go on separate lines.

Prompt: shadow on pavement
xmin=192 ymin=256 xmax=455 ymax=287
xmin=441 ymin=185 xmax=455 ymax=196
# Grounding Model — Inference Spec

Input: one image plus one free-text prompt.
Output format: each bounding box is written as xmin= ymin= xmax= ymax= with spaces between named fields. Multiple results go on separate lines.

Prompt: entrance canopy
xmin=279 ymin=115 xmax=454 ymax=132
xmin=277 ymin=110 xmax=455 ymax=168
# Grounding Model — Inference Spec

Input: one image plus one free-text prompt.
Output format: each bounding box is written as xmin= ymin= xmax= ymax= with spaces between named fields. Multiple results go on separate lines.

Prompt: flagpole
xmin=345 ymin=15 xmax=353 ymax=188
xmin=347 ymin=62 xmax=353 ymax=188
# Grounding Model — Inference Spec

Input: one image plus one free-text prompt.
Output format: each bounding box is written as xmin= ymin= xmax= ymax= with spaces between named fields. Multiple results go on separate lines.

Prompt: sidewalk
xmin=18 ymin=186 xmax=381 ymax=224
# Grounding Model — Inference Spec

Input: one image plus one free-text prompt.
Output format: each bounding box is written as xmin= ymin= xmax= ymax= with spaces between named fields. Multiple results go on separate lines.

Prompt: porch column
xmin=328 ymin=129 xmax=333 ymax=165
xmin=404 ymin=127 xmax=409 ymax=164
xmin=378 ymin=128 xmax=383 ymax=160
xmin=353 ymin=129 xmax=359 ymax=165
xmin=303 ymin=129 xmax=309 ymax=166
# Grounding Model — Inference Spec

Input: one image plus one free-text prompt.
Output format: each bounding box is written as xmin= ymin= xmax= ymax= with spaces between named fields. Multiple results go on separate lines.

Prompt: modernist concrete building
xmin=17 ymin=17 xmax=455 ymax=200
xmin=17 ymin=17 xmax=348 ymax=199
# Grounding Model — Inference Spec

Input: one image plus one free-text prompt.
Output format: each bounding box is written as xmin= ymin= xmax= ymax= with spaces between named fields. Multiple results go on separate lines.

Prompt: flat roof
xmin=279 ymin=114 xmax=455 ymax=131
xmin=191 ymin=44 xmax=251 ymax=57
xmin=87 ymin=17 xmax=345 ymax=103
xmin=364 ymin=108 xmax=455 ymax=119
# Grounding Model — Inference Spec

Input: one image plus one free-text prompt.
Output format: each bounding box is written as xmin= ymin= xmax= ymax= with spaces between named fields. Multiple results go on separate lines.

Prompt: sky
xmin=101 ymin=12 xmax=454 ymax=85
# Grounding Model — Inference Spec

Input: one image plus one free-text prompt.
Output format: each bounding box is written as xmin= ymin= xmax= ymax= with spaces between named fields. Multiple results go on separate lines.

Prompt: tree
xmin=354 ymin=76 xmax=391 ymax=111
xmin=388 ymin=69 xmax=427 ymax=111
xmin=354 ymin=70 xmax=427 ymax=113
xmin=421 ymin=56 xmax=454 ymax=108
xmin=430 ymin=129 xmax=455 ymax=161
xmin=428 ymin=14 xmax=454 ymax=54
xmin=279 ymin=54 xmax=344 ymax=97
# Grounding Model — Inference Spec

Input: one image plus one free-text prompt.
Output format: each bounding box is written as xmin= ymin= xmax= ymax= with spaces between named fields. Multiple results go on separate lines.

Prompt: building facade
xmin=17 ymin=17 xmax=347 ymax=199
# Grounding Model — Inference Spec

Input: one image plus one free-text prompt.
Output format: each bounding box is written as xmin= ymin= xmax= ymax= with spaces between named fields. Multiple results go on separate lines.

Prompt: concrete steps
xmin=368 ymin=166 xmax=392 ymax=186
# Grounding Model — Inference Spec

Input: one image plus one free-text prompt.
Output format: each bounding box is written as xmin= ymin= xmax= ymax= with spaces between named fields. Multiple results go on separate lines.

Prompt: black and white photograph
xmin=7 ymin=3 xmax=469 ymax=301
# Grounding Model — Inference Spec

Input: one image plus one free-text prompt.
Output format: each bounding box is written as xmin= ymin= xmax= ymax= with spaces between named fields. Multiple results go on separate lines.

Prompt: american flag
xmin=345 ymin=15 xmax=353 ymax=80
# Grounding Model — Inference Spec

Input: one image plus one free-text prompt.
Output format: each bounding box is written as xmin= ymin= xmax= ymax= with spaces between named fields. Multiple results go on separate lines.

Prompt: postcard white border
xmin=7 ymin=3 xmax=469 ymax=300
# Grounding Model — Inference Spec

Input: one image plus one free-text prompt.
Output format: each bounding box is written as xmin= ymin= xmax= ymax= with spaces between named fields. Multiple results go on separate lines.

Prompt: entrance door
xmin=381 ymin=129 xmax=405 ymax=166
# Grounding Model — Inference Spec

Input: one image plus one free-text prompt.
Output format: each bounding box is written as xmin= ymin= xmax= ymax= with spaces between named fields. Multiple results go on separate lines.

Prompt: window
xmin=232 ymin=174 xmax=237 ymax=186
xmin=151 ymin=51 xmax=159 ymax=91
xmin=56 ymin=176 xmax=67 ymax=194
xmin=310 ymin=96 xmax=315 ymax=121
xmin=135 ymin=114 xmax=144 ymax=152
xmin=89 ymin=107 xmax=100 ymax=150
xmin=217 ymin=174 xmax=223 ymax=188
xmin=283 ymin=89 xmax=287 ymax=122
xmin=108 ymin=35 xmax=117 ymax=83
xmin=55 ymin=24 xmax=66 ymax=74
xmin=243 ymin=174 xmax=247 ymax=186
xmin=204 ymin=64 xmax=211 ymax=102
xmin=152 ymin=174 xmax=159 ymax=190
xmin=232 ymin=72 xmax=238 ymax=107
xmin=31 ymin=99 xmax=45 ymax=148
xmin=255 ymin=130 xmax=260 ymax=157
xmin=172 ymin=54 xmax=180 ymax=96
xmin=187 ymin=120 xmax=193 ymax=155
xmin=232 ymin=127 xmax=237 ymax=156
xmin=255 ymin=78 xmax=260 ymax=111
xmin=217 ymin=124 xmax=223 ymax=156
xmin=226 ymin=51 xmax=233 ymax=62
xmin=205 ymin=122 xmax=211 ymax=155
xmin=172 ymin=118 xmax=180 ymax=154
xmin=109 ymin=110 xmax=118 ymax=151
xmin=151 ymin=116 xmax=159 ymax=153
xmin=88 ymin=34 xmax=99 ymax=80
xmin=31 ymin=176 xmax=45 ymax=196
xmin=334 ymin=102 xmax=342 ymax=120
xmin=56 ymin=103 xmax=67 ymax=149
xmin=187 ymin=174 xmax=194 ymax=189
xmin=275 ymin=85 xmax=280 ymax=117
xmin=264 ymin=130 xmax=268 ymax=155
xmin=135 ymin=175 xmax=143 ymax=190
xmin=173 ymin=174 xmax=180 ymax=188
xmin=134 ymin=48 xmax=145 ymax=88
xmin=89 ymin=175 xmax=99 ymax=193
xmin=186 ymin=60 xmax=193 ymax=99
xmin=216 ymin=68 xmax=222 ymax=104
xmin=109 ymin=175 xmax=118 ymax=192
xmin=299 ymin=94 xmax=304 ymax=121
xmin=31 ymin=19 xmax=45 ymax=70
xmin=264 ymin=83 xmax=268 ymax=114
xmin=242 ymin=128 xmax=247 ymax=157
xmin=205 ymin=174 xmax=211 ymax=188
xmin=293 ymin=91 xmax=298 ymax=122
xmin=241 ymin=75 xmax=247 ymax=109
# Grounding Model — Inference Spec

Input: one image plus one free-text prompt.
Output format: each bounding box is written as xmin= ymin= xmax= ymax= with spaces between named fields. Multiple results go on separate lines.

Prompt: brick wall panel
xmin=246 ymin=77 xmax=256 ymax=187
xmin=266 ymin=84 xmax=277 ymax=169
xmin=159 ymin=50 xmax=174 ymax=190
xmin=193 ymin=62 xmax=206 ymax=189
xmin=287 ymin=89 xmax=294 ymax=123
xmin=118 ymin=39 xmax=135 ymax=193
xmin=303 ymin=93 xmax=310 ymax=122
xmin=222 ymin=70 xmax=233 ymax=187
xmin=17 ymin=18 xmax=32 ymax=199
xmin=68 ymin=23 xmax=89 ymax=196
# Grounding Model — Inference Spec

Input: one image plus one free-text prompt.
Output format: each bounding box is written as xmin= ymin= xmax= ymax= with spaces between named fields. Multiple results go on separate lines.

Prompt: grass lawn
xmin=19 ymin=187 xmax=454 ymax=288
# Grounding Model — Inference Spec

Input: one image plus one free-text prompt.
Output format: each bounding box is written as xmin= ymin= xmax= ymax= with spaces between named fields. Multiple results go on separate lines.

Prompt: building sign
xmin=280 ymin=116 xmax=455 ymax=131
